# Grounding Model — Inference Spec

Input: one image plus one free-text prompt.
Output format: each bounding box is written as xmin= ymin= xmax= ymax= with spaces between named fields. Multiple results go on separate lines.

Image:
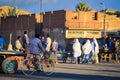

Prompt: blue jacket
xmin=30 ymin=38 xmax=45 ymax=54
xmin=0 ymin=37 xmax=5 ymax=48
xmin=41 ymin=39 xmax=47 ymax=49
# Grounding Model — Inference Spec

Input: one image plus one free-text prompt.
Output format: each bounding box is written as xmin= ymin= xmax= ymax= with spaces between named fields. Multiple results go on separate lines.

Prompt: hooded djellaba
xmin=72 ymin=39 xmax=82 ymax=64
xmin=91 ymin=38 xmax=99 ymax=63
xmin=82 ymin=39 xmax=92 ymax=63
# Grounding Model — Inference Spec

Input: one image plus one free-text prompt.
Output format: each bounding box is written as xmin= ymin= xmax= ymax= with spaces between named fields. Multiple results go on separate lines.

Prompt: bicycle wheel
xmin=21 ymin=59 xmax=35 ymax=76
xmin=40 ymin=59 xmax=55 ymax=75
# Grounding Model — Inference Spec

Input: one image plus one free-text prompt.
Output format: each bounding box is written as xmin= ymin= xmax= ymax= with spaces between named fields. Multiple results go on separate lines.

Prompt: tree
xmin=1 ymin=7 xmax=21 ymax=18
xmin=75 ymin=2 xmax=90 ymax=12
xmin=106 ymin=12 xmax=115 ymax=15
xmin=115 ymin=11 xmax=120 ymax=17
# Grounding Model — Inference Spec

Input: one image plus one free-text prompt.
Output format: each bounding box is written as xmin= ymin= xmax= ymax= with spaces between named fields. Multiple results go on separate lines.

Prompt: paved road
xmin=0 ymin=62 xmax=120 ymax=80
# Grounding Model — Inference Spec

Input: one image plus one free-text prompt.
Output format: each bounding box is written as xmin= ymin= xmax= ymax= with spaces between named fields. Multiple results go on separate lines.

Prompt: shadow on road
xmin=0 ymin=70 xmax=120 ymax=80
xmin=57 ymin=66 xmax=120 ymax=73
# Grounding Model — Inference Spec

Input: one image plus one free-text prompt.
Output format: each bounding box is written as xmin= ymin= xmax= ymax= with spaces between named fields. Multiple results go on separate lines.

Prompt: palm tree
xmin=115 ymin=11 xmax=120 ymax=17
xmin=76 ymin=2 xmax=90 ymax=12
xmin=1 ymin=7 xmax=21 ymax=18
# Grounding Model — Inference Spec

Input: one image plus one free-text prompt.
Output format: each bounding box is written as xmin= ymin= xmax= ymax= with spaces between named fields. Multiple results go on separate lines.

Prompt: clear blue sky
xmin=0 ymin=0 xmax=120 ymax=14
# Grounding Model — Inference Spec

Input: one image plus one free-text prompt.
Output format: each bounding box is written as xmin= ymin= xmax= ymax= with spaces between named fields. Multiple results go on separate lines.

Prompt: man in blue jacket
xmin=0 ymin=35 xmax=5 ymax=50
xmin=30 ymin=34 xmax=45 ymax=70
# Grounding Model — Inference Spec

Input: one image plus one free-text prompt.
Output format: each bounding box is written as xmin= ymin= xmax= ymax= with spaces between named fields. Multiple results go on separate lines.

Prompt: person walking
xmin=46 ymin=34 xmax=52 ymax=52
xmin=72 ymin=39 xmax=81 ymax=64
xmin=52 ymin=39 xmax=58 ymax=64
xmin=0 ymin=35 xmax=5 ymax=50
xmin=91 ymin=38 xmax=99 ymax=63
xmin=22 ymin=31 xmax=29 ymax=52
xmin=82 ymin=39 xmax=92 ymax=63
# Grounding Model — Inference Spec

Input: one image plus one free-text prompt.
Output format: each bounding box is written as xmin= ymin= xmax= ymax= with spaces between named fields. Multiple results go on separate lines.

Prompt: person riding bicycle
xmin=30 ymin=34 xmax=46 ymax=71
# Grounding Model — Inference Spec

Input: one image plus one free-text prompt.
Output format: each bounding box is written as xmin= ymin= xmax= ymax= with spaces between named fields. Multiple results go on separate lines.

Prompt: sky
xmin=0 ymin=0 xmax=120 ymax=14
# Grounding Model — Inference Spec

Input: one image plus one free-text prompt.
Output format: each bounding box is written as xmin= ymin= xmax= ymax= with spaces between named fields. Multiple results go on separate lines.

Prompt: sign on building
xmin=66 ymin=29 xmax=101 ymax=38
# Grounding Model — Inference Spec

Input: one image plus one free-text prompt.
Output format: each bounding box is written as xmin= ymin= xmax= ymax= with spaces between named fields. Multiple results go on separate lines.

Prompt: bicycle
xmin=21 ymin=52 xmax=55 ymax=76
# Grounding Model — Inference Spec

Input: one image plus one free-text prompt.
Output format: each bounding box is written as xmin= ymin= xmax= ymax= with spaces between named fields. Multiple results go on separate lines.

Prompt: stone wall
xmin=43 ymin=10 xmax=66 ymax=48
xmin=0 ymin=14 xmax=41 ymax=49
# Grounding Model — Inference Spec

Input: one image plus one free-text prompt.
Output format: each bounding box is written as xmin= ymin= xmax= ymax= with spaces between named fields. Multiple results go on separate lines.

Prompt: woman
xmin=91 ymin=38 xmax=99 ymax=63
xmin=72 ymin=39 xmax=81 ymax=64
xmin=82 ymin=39 xmax=92 ymax=63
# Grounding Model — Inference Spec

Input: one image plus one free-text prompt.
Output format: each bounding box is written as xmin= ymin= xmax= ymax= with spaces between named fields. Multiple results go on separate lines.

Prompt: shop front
xmin=66 ymin=29 xmax=101 ymax=39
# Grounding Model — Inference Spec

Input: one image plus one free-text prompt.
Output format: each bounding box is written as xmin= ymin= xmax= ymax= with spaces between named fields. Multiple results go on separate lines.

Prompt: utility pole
xmin=100 ymin=2 xmax=106 ymax=38
xmin=40 ymin=0 xmax=42 ymax=14
xmin=40 ymin=0 xmax=42 ymax=35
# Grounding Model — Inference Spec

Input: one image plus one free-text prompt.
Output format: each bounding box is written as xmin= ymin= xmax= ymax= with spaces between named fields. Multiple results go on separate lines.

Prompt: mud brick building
xmin=0 ymin=9 xmax=120 ymax=48
xmin=0 ymin=14 xmax=41 ymax=47
xmin=43 ymin=10 xmax=120 ymax=48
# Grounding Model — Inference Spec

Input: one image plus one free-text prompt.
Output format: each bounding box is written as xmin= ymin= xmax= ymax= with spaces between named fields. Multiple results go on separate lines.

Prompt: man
xmin=107 ymin=37 xmax=112 ymax=50
xmin=41 ymin=35 xmax=47 ymax=49
xmin=22 ymin=31 xmax=29 ymax=52
xmin=46 ymin=34 xmax=52 ymax=52
xmin=15 ymin=36 xmax=25 ymax=67
xmin=0 ymin=35 xmax=5 ymax=50
xmin=115 ymin=40 xmax=120 ymax=63
xmin=15 ymin=36 xmax=25 ymax=51
xmin=30 ymin=34 xmax=45 ymax=70
xmin=52 ymin=39 xmax=58 ymax=64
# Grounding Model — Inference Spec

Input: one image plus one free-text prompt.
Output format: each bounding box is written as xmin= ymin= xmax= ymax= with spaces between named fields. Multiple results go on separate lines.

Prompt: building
xmin=43 ymin=10 xmax=120 ymax=48
xmin=0 ymin=8 xmax=120 ymax=49
xmin=0 ymin=6 xmax=43 ymax=47
xmin=0 ymin=14 xmax=41 ymax=47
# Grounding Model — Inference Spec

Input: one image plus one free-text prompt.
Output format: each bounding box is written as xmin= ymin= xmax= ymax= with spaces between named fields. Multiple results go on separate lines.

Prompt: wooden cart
xmin=0 ymin=50 xmax=26 ymax=74
xmin=99 ymin=49 xmax=112 ymax=62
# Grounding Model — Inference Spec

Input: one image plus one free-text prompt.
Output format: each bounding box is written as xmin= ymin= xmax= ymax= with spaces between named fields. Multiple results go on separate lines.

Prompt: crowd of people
xmin=0 ymin=31 xmax=120 ymax=65
xmin=0 ymin=31 xmax=59 ymax=65
xmin=72 ymin=38 xmax=99 ymax=64
xmin=72 ymin=37 xmax=120 ymax=64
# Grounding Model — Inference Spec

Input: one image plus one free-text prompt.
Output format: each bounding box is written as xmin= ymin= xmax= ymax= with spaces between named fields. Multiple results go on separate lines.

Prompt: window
xmin=92 ymin=12 xmax=98 ymax=20
xmin=74 ymin=16 xmax=78 ymax=19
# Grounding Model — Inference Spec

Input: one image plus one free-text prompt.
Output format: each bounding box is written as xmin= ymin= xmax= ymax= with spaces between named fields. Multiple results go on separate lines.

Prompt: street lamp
xmin=40 ymin=0 xmax=42 ymax=14
xmin=100 ymin=2 xmax=106 ymax=38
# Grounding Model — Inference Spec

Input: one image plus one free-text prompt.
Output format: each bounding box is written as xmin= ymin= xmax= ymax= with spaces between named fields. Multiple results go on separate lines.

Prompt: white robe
xmin=91 ymin=38 xmax=99 ymax=63
xmin=91 ymin=38 xmax=99 ymax=55
xmin=82 ymin=40 xmax=92 ymax=54
xmin=72 ymin=39 xmax=81 ymax=57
